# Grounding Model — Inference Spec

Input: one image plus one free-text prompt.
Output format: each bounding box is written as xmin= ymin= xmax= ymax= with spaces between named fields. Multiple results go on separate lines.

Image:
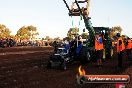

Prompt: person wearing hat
xmin=116 ymin=33 xmax=125 ymax=68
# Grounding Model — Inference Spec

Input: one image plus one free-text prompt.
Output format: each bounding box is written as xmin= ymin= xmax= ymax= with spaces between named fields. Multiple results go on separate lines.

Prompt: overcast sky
xmin=0 ymin=0 xmax=132 ymax=38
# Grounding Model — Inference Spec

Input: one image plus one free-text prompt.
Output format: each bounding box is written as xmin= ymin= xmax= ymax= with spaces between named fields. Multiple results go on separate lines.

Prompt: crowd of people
xmin=1 ymin=34 xmax=132 ymax=70
xmin=53 ymin=32 xmax=132 ymax=69
xmin=95 ymin=33 xmax=132 ymax=68
xmin=0 ymin=38 xmax=16 ymax=48
xmin=0 ymin=37 xmax=64 ymax=48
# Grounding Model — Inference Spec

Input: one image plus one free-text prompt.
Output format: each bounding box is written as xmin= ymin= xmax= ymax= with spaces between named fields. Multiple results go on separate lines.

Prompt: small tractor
xmin=47 ymin=0 xmax=112 ymax=70
xmin=47 ymin=47 xmax=70 ymax=70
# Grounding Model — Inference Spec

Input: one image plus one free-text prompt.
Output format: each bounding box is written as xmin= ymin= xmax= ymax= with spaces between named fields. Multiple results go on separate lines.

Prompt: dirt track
xmin=0 ymin=47 xmax=131 ymax=88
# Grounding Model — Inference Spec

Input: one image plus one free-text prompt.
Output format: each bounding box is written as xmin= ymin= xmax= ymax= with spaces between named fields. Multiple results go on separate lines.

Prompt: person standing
xmin=63 ymin=40 xmax=69 ymax=53
xmin=126 ymin=38 xmax=132 ymax=60
xmin=53 ymin=41 xmax=58 ymax=53
xmin=131 ymin=38 xmax=132 ymax=53
xmin=116 ymin=33 xmax=125 ymax=68
xmin=95 ymin=34 xmax=104 ymax=67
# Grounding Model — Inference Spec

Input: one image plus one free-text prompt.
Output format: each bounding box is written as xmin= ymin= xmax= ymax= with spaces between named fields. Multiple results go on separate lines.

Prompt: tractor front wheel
xmin=79 ymin=47 xmax=91 ymax=64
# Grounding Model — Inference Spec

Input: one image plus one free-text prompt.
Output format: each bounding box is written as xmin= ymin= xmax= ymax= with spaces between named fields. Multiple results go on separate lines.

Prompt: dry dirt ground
xmin=0 ymin=46 xmax=131 ymax=88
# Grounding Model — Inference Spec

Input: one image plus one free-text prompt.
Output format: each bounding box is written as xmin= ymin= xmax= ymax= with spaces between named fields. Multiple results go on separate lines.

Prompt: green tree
xmin=0 ymin=24 xmax=11 ymax=38
xmin=27 ymin=25 xmax=39 ymax=39
xmin=16 ymin=26 xmax=30 ymax=40
xmin=16 ymin=25 xmax=39 ymax=40
xmin=67 ymin=27 xmax=79 ymax=40
xmin=81 ymin=32 xmax=88 ymax=39
xmin=110 ymin=26 xmax=123 ymax=38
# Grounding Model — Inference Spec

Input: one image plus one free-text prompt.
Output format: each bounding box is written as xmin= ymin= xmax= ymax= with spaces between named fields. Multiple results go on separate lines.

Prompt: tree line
xmin=0 ymin=23 xmax=123 ymax=42
xmin=0 ymin=24 xmax=39 ymax=40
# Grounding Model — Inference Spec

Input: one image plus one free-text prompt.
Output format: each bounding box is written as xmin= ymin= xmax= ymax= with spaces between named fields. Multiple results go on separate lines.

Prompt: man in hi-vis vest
xmin=116 ymin=33 xmax=125 ymax=68
xmin=126 ymin=37 xmax=132 ymax=60
xmin=95 ymin=34 xmax=104 ymax=67
xmin=131 ymin=38 xmax=132 ymax=54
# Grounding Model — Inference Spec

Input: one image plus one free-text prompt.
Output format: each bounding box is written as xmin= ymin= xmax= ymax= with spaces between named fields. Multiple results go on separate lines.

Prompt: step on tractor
xmin=47 ymin=0 xmax=112 ymax=70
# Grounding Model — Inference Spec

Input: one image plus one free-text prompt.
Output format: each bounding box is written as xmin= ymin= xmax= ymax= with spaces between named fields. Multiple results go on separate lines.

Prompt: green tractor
xmin=62 ymin=0 xmax=112 ymax=63
xmin=47 ymin=0 xmax=112 ymax=70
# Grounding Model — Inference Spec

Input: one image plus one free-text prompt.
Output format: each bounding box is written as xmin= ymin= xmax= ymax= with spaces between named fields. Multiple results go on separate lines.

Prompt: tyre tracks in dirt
xmin=0 ymin=47 xmax=131 ymax=88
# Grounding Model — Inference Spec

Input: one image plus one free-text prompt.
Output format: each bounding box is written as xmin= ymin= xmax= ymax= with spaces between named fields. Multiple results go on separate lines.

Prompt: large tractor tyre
xmin=79 ymin=47 xmax=91 ymax=64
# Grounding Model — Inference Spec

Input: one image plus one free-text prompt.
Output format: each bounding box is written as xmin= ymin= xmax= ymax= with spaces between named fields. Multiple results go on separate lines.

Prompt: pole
xmin=77 ymin=32 xmax=78 ymax=47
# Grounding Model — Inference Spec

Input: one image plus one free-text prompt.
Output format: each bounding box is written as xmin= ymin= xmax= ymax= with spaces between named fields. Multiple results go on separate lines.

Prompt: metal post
xmin=77 ymin=33 xmax=78 ymax=47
